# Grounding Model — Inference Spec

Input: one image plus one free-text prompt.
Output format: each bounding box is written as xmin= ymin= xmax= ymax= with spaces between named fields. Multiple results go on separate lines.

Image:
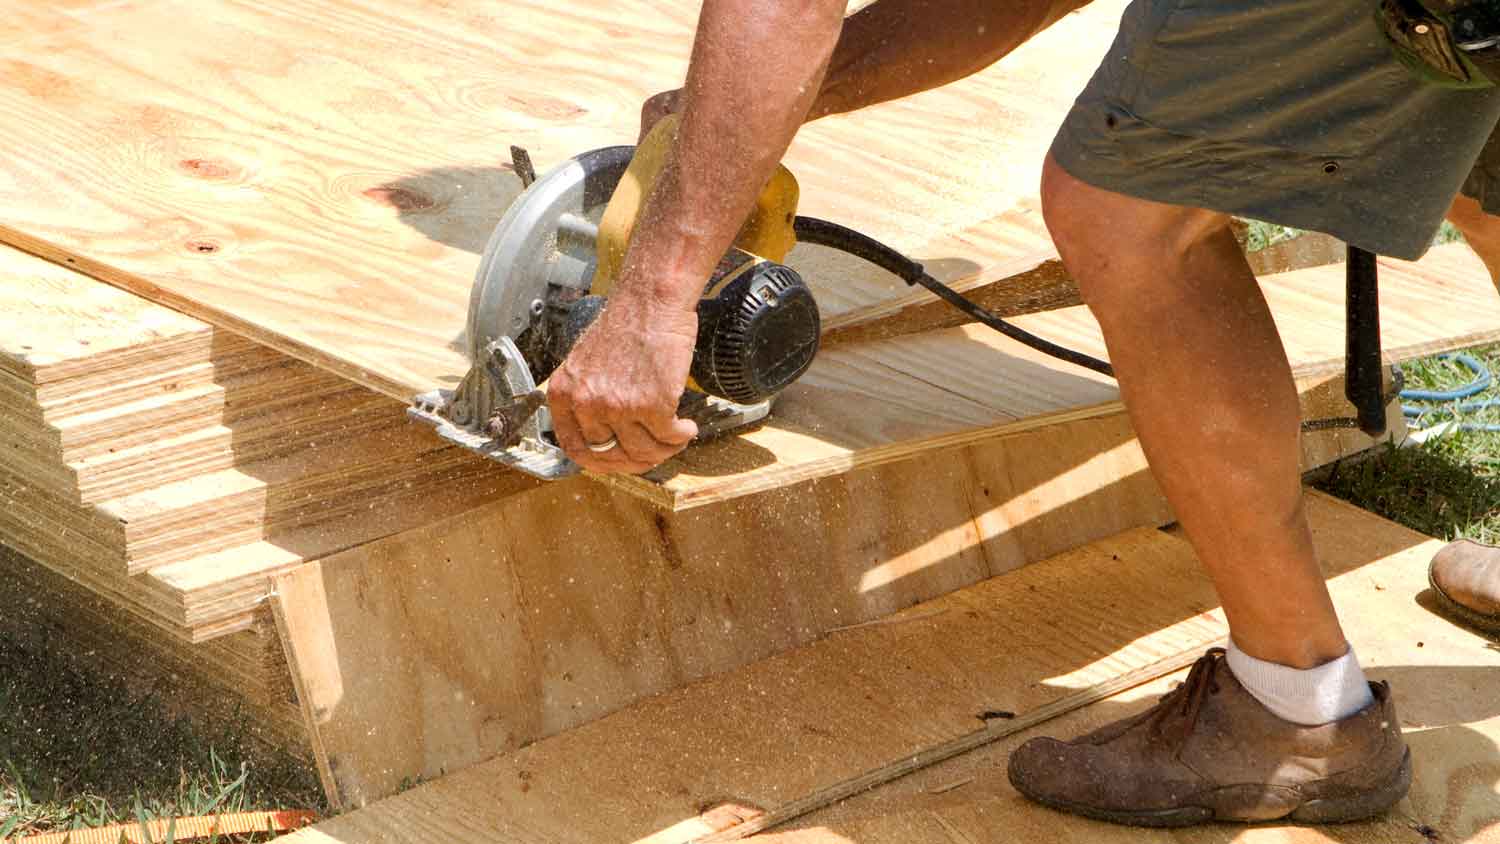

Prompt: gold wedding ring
xmin=585 ymin=435 xmax=619 ymax=453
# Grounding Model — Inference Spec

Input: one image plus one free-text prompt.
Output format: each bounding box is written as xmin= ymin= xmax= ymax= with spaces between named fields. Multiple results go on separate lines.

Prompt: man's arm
xmin=547 ymin=0 xmax=846 ymax=474
xmin=814 ymin=0 xmax=1086 ymax=117
xmin=643 ymin=0 xmax=1087 ymax=131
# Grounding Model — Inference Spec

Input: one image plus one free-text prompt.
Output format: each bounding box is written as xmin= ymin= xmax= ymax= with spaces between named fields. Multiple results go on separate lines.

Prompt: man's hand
xmin=640 ymin=90 xmax=681 ymax=142
xmin=547 ymin=294 xmax=699 ymax=474
xmin=548 ymin=0 xmax=842 ymax=475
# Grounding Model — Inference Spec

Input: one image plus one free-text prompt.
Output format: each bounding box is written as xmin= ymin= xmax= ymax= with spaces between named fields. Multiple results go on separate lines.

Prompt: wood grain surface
xmin=0 ymin=0 xmax=1121 ymax=402
xmin=0 ymin=0 xmax=1118 ymax=510
xmin=280 ymin=519 xmax=1233 ymax=830
xmin=273 ymin=492 xmax=1489 ymax=844
xmin=0 ymin=244 xmax=210 ymax=382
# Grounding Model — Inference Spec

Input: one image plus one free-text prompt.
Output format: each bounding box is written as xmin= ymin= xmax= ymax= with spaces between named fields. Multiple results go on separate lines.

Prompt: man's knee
xmin=1446 ymin=193 xmax=1500 ymax=286
xmin=1040 ymin=153 xmax=1235 ymax=306
xmin=1447 ymin=193 xmax=1500 ymax=240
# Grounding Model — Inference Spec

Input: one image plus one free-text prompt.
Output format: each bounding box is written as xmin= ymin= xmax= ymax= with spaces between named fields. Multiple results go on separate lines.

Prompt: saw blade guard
xmin=465 ymin=144 xmax=634 ymax=364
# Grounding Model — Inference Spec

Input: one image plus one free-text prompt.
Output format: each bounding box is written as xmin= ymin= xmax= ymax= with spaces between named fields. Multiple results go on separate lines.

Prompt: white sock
xmin=1225 ymin=638 xmax=1375 ymax=726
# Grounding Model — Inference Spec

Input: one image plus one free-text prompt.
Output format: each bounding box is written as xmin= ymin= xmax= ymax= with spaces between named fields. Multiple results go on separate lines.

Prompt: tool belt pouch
xmin=1378 ymin=0 xmax=1500 ymax=87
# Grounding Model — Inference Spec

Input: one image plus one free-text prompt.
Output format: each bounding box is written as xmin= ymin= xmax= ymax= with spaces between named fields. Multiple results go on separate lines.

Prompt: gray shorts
xmin=1052 ymin=0 xmax=1500 ymax=259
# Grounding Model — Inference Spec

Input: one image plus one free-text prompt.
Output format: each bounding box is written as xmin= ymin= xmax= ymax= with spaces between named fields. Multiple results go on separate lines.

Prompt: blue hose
xmin=1401 ymin=353 xmax=1500 ymax=432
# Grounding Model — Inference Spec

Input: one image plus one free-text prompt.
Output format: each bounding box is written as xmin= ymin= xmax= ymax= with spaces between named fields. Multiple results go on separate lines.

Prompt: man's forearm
xmin=618 ymin=0 xmax=845 ymax=312
xmin=808 ymin=0 xmax=1090 ymax=119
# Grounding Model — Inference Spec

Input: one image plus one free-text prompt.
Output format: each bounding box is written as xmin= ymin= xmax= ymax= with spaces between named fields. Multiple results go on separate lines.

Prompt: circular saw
xmin=408 ymin=116 xmax=1118 ymax=481
xmin=408 ymin=116 xmax=822 ymax=479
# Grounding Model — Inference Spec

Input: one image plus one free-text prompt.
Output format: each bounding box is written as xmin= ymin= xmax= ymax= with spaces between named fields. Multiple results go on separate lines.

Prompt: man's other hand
xmin=640 ymin=90 xmax=681 ymax=142
xmin=547 ymin=295 xmax=699 ymax=474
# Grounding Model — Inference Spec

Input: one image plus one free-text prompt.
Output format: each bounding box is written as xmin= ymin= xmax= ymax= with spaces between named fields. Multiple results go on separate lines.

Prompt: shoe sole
xmin=1428 ymin=570 xmax=1500 ymax=638
xmin=1019 ymin=748 xmax=1412 ymax=828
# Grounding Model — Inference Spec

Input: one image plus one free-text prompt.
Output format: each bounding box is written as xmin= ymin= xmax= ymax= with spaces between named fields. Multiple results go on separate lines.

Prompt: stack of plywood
xmin=0 ymin=245 xmax=532 ymax=746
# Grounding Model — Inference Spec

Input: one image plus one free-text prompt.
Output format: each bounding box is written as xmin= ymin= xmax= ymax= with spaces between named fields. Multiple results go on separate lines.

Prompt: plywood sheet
xmin=4 ymin=1 xmax=1493 ymax=512
xmin=281 ymin=522 xmax=1231 ymax=828
xmin=0 ymin=0 xmax=1122 ymax=404
xmin=0 ymin=243 xmax=212 ymax=383
xmin=276 ymin=492 xmax=1481 ymax=844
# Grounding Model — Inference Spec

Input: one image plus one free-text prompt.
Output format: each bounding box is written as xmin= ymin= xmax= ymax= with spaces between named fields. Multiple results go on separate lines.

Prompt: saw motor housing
xmin=408 ymin=115 xmax=821 ymax=479
xmin=587 ymin=114 xmax=818 ymax=405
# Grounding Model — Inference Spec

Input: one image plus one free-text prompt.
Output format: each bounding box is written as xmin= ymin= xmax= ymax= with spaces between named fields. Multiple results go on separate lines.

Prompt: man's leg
xmin=1005 ymin=156 xmax=1409 ymax=826
xmin=1424 ymin=195 xmax=1500 ymax=637
xmin=1040 ymin=155 xmax=1345 ymax=669
xmin=1447 ymin=194 xmax=1500 ymax=284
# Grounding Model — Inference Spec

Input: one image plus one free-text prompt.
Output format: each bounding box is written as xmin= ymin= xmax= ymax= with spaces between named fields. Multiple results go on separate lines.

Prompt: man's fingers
xmin=615 ymin=421 xmax=689 ymax=469
xmin=576 ymin=418 xmax=619 ymax=453
xmin=548 ymin=401 xmax=592 ymax=458
xmin=552 ymin=405 xmax=622 ymax=471
xmin=549 ymin=396 xmax=680 ymax=474
xmin=639 ymin=90 xmax=681 ymax=142
xmin=645 ymin=414 xmax=699 ymax=448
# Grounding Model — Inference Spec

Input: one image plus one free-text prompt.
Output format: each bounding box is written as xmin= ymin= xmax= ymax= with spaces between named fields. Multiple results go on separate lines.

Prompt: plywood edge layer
xmin=0 ymin=226 xmax=419 ymax=403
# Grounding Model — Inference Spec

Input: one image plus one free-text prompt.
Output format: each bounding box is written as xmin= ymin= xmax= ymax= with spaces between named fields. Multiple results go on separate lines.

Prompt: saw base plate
xmin=408 ymin=389 xmax=772 ymax=480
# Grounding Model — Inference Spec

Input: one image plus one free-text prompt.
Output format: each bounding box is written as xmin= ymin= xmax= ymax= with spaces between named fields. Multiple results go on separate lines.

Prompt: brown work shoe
xmin=1429 ymin=539 xmax=1500 ymax=636
xmin=1007 ymin=648 xmax=1410 ymax=827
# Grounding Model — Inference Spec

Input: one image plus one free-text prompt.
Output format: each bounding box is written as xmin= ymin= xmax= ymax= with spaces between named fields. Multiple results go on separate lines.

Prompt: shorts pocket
xmin=1129 ymin=0 xmax=1410 ymax=158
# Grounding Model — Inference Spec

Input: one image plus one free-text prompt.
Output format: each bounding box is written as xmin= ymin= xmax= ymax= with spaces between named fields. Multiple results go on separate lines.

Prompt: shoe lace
xmin=1149 ymin=647 xmax=1226 ymax=740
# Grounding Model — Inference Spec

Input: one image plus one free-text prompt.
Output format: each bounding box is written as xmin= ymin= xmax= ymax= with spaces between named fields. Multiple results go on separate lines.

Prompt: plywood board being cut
xmin=271 ymin=378 xmax=1397 ymax=811
xmin=275 ymin=492 xmax=1492 ymax=844
xmin=0 ymin=0 xmax=1122 ymax=404
xmin=4 ymin=0 xmax=1493 ymax=514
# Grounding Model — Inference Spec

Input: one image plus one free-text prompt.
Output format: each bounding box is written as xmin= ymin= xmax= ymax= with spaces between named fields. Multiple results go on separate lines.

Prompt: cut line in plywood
xmin=274 ymin=492 xmax=1481 ymax=844
xmin=271 ymin=377 xmax=1396 ymax=811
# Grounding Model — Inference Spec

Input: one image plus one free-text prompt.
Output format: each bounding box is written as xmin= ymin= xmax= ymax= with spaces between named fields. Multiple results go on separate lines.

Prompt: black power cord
xmin=792 ymin=216 xmax=1115 ymax=377
xmin=793 ymin=216 xmax=1404 ymax=436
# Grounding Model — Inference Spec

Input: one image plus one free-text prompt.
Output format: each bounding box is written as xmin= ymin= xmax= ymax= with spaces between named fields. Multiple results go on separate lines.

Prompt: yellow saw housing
xmin=590 ymin=114 xmax=807 ymax=398
xmin=591 ymin=113 xmax=800 ymax=290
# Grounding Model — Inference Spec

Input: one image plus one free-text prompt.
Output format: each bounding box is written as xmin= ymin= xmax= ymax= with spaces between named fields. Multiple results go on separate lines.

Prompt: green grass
xmin=1317 ymin=343 xmax=1500 ymax=543
xmin=1236 ymin=217 xmax=1500 ymax=538
xmin=0 ymin=629 xmax=322 ymax=841
xmin=1240 ymin=218 xmax=1466 ymax=252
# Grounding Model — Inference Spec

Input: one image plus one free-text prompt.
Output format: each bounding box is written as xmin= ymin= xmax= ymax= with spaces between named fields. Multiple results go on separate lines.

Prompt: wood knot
xmin=364 ymin=186 xmax=436 ymax=212
xmin=178 ymin=158 xmax=236 ymax=181
xmin=186 ymin=239 xmax=220 ymax=254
